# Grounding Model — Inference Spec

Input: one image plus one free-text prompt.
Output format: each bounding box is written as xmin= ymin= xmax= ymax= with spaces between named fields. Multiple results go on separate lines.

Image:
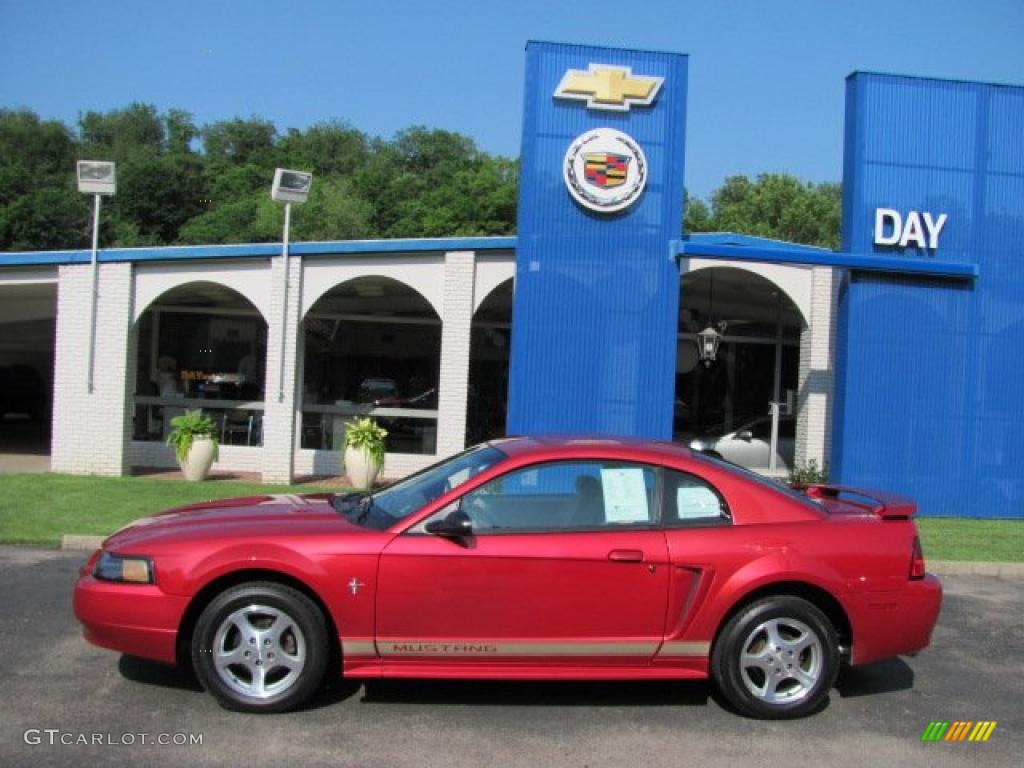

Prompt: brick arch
xmin=133 ymin=263 xmax=271 ymax=323
xmin=301 ymin=260 xmax=444 ymax=320
xmin=472 ymin=277 xmax=514 ymax=319
xmin=681 ymin=261 xmax=811 ymax=329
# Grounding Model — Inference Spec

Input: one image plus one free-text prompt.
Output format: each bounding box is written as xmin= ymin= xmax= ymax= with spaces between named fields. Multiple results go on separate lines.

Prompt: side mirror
xmin=737 ymin=430 xmax=753 ymax=441
xmin=425 ymin=508 xmax=473 ymax=538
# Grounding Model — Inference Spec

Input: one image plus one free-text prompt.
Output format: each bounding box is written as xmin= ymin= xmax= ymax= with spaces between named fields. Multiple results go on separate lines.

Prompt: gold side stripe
xmin=346 ymin=639 xmax=712 ymax=658
xmin=376 ymin=640 xmax=662 ymax=657
xmin=656 ymin=641 xmax=712 ymax=657
xmin=342 ymin=640 xmax=376 ymax=656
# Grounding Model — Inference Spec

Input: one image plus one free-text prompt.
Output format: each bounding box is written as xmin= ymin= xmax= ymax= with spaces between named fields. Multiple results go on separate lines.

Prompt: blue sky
xmin=1 ymin=0 xmax=1021 ymax=199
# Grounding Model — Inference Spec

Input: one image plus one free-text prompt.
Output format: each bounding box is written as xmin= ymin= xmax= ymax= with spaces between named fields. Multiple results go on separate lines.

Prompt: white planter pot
xmin=179 ymin=436 xmax=216 ymax=482
xmin=344 ymin=446 xmax=381 ymax=490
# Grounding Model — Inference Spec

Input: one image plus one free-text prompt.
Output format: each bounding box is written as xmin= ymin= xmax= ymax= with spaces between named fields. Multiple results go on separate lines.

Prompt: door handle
xmin=608 ymin=549 xmax=644 ymax=562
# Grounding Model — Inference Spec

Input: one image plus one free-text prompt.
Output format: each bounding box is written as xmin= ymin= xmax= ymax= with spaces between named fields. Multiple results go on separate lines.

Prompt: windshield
xmin=332 ymin=443 xmax=506 ymax=530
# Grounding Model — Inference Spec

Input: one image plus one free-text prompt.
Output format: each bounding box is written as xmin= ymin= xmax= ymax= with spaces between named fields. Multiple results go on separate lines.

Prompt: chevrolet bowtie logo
xmin=554 ymin=64 xmax=664 ymax=112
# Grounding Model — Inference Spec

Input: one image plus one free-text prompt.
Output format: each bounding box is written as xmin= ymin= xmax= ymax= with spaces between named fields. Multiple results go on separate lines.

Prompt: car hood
xmin=104 ymin=493 xmax=364 ymax=548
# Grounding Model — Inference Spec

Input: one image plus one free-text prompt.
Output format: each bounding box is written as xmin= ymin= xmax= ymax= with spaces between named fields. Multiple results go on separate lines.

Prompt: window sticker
xmin=600 ymin=467 xmax=650 ymax=522
xmin=447 ymin=468 xmax=471 ymax=490
xmin=518 ymin=469 xmax=538 ymax=488
xmin=676 ymin=486 xmax=721 ymax=519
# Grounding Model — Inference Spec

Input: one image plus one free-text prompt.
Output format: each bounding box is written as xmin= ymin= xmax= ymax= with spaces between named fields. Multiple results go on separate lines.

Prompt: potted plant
xmin=342 ymin=417 xmax=387 ymax=490
xmin=788 ymin=458 xmax=829 ymax=487
xmin=166 ymin=409 xmax=219 ymax=482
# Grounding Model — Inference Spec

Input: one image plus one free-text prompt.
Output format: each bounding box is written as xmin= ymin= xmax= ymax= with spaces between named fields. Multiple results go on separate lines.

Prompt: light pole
xmin=270 ymin=169 xmax=313 ymax=402
xmin=77 ymin=160 xmax=116 ymax=393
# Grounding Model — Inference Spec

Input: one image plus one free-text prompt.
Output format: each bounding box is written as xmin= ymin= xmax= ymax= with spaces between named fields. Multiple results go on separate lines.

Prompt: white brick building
xmin=0 ymin=235 xmax=835 ymax=483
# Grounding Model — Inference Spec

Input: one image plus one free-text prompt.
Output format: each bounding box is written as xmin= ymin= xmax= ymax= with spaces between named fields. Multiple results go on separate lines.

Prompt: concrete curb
xmin=928 ymin=560 xmax=1024 ymax=578
xmin=60 ymin=535 xmax=105 ymax=551
xmin=56 ymin=535 xmax=1024 ymax=578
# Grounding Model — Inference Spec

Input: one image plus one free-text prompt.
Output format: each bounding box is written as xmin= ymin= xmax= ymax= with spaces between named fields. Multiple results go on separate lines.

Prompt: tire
xmin=192 ymin=582 xmax=329 ymax=713
xmin=711 ymin=596 xmax=839 ymax=719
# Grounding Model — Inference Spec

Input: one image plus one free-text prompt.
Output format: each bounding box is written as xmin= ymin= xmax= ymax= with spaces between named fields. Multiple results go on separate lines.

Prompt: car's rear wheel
xmin=711 ymin=596 xmax=839 ymax=719
xmin=192 ymin=582 xmax=328 ymax=713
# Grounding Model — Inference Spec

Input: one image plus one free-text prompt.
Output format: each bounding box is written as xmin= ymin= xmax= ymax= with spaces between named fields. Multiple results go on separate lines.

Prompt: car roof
xmin=488 ymin=435 xmax=697 ymax=463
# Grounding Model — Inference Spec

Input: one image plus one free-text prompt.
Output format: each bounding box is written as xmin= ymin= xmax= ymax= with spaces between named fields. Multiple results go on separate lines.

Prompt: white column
xmin=52 ymin=262 xmax=134 ymax=476
xmin=795 ymin=266 xmax=840 ymax=472
xmin=435 ymin=250 xmax=477 ymax=458
xmin=261 ymin=253 xmax=303 ymax=484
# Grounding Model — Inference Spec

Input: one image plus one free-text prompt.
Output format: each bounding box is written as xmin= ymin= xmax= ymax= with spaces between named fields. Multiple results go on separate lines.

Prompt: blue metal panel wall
xmin=507 ymin=42 xmax=688 ymax=438
xmin=835 ymin=73 xmax=1024 ymax=517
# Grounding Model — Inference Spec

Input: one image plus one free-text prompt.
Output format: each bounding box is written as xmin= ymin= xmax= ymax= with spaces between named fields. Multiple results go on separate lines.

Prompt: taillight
xmin=910 ymin=536 xmax=926 ymax=580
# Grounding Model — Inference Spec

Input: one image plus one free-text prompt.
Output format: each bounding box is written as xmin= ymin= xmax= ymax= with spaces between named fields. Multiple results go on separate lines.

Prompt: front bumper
xmin=74 ymin=573 xmax=189 ymax=665
xmin=849 ymin=573 xmax=943 ymax=665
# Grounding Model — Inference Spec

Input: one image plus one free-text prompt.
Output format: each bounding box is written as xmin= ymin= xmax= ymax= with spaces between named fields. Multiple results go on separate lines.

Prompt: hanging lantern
xmin=697 ymin=324 xmax=722 ymax=366
xmin=696 ymin=270 xmax=727 ymax=366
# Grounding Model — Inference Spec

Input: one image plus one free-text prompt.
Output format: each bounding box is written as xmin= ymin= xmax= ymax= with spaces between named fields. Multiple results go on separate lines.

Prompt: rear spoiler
xmin=793 ymin=484 xmax=917 ymax=519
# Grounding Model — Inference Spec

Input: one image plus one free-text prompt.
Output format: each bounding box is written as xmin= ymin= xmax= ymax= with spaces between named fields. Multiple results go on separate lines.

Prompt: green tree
xmin=354 ymin=126 xmax=508 ymax=237
xmin=78 ymin=103 xmax=164 ymax=160
xmin=0 ymin=110 xmax=85 ymax=249
xmin=277 ymin=121 xmax=369 ymax=178
xmin=177 ymin=193 xmax=280 ymax=244
xmin=201 ymin=117 xmax=278 ymax=168
xmin=0 ymin=110 xmax=78 ymax=200
xmin=114 ymin=152 xmax=206 ymax=243
xmin=705 ymin=174 xmax=841 ymax=249
xmin=165 ymin=109 xmax=199 ymax=155
xmin=2 ymin=104 xmax=846 ymax=253
xmin=291 ymin=177 xmax=373 ymax=241
xmin=396 ymin=156 xmax=518 ymax=237
xmin=74 ymin=104 xmax=211 ymax=246
xmin=0 ymin=186 xmax=89 ymax=250
xmin=684 ymin=189 xmax=714 ymax=234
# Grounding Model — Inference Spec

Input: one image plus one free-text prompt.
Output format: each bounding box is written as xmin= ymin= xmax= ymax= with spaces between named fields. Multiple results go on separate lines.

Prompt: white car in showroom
xmin=689 ymin=415 xmax=795 ymax=472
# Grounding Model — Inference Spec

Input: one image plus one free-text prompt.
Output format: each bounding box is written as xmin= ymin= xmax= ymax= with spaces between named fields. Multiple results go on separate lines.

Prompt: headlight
xmin=689 ymin=439 xmax=707 ymax=451
xmin=93 ymin=552 xmax=154 ymax=584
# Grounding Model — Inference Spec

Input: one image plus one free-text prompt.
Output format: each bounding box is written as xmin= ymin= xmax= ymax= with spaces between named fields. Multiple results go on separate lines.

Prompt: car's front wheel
xmin=192 ymin=582 xmax=329 ymax=713
xmin=711 ymin=596 xmax=839 ymax=719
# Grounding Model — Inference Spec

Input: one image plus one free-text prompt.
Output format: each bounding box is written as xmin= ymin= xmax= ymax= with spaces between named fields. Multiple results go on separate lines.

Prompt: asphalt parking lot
xmin=1 ymin=546 xmax=1020 ymax=768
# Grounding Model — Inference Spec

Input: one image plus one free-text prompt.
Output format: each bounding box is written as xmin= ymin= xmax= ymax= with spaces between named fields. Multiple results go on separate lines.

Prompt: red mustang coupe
xmin=74 ymin=437 xmax=941 ymax=719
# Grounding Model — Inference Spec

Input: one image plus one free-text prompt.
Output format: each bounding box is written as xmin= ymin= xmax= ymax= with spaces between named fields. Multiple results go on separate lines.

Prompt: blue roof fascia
xmin=673 ymin=240 xmax=978 ymax=279
xmin=292 ymin=237 xmax=517 ymax=256
xmin=685 ymin=232 xmax=832 ymax=256
xmin=0 ymin=236 xmax=518 ymax=268
xmin=0 ymin=250 xmax=91 ymax=266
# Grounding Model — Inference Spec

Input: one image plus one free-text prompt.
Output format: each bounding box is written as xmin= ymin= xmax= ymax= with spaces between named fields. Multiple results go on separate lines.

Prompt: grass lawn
xmin=917 ymin=517 xmax=1024 ymax=563
xmin=0 ymin=473 xmax=1021 ymax=561
xmin=0 ymin=473 xmax=318 ymax=547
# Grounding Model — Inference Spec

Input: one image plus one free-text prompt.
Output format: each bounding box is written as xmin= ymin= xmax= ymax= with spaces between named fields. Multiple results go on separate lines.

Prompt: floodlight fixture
xmin=77 ymin=160 xmax=117 ymax=195
xmin=271 ymin=168 xmax=313 ymax=204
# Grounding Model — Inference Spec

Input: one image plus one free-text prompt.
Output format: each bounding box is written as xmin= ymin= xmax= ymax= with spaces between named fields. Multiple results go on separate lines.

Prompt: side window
xmin=459 ymin=461 xmax=657 ymax=533
xmin=664 ymin=469 xmax=730 ymax=525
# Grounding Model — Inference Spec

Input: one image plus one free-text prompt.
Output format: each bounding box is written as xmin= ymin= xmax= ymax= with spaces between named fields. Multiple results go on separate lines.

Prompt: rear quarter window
xmin=662 ymin=468 xmax=731 ymax=526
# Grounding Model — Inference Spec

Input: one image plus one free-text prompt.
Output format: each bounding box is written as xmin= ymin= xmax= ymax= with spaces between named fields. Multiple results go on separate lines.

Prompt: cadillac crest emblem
xmin=564 ymin=128 xmax=647 ymax=213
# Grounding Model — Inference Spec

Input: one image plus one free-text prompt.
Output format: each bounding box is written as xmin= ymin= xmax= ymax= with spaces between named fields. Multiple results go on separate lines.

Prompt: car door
xmin=375 ymin=459 xmax=670 ymax=668
xmin=652 ymin=466 xmax=744 ymax=667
